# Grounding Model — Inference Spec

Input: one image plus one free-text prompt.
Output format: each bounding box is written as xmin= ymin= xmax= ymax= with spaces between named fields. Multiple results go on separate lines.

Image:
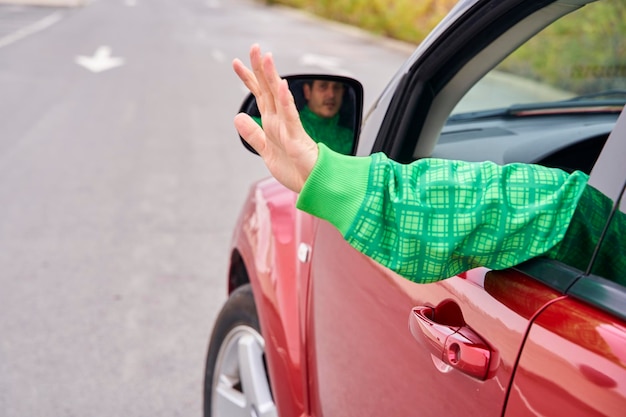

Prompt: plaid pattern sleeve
xmin=343 ymin=154 xmax=589 ymax=283
xmin=546 ymin=184 xmax=626 ymax=286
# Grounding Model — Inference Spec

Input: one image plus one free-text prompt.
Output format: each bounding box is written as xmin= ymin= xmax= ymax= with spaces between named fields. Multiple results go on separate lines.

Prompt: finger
xmin=277 ymin=78 xmax=301 ymax=125
xmin=232 ymin=58 xmax=260 ymax=98
xmin=234 ymin=113 xmax=266 ymax=154
xmin=262 ymin=54 xmax=304 ymax=140
xmin=250 ymin=45 xmax=276 ymax=114
xmin=272 ymin=77 xmax=304 ymax=143
xmin=262 ymin=52 xmax=285 ymax=119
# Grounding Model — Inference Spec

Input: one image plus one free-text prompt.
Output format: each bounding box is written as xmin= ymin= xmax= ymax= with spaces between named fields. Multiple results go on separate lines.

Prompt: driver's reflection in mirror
xmin=299 ymin=80 xmax=353 ymax=154
xmin=254 ymin=79 xmax=354 ymax=154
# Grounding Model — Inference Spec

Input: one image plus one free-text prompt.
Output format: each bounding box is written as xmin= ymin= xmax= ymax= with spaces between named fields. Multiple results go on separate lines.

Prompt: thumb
xmin=234 ymin=113 xmax=266 ymax=154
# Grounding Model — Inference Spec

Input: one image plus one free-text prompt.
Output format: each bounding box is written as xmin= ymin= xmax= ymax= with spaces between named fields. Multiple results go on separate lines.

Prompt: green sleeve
xmin=546 ymin=184 xmax=626 ymax=286
xmin=297 ymin=143 xmax=372 ymax=234
xmin=297 ymin=144 xmax=589 ymax=283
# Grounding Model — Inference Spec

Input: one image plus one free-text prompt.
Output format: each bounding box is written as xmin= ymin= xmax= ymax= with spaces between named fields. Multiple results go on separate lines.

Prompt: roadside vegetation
xmin=265 ymin=0 xmax=456 ymax=43
xmin=264 ymin=0 xmax=625 ymax=95
xmin=499 ymin=0 xmax=625 ymax=94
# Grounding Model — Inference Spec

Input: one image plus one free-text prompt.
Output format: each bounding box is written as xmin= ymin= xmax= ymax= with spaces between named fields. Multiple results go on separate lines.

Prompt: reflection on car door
xmin=306 ymin=221 xmax=569 ymax=417
xmin=505 ymin=289 xmax=626 ymax=416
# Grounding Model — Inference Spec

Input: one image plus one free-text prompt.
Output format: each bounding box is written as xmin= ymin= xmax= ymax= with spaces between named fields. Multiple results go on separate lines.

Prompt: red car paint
xmin=214 ymin=0 xmax=626 ymax=415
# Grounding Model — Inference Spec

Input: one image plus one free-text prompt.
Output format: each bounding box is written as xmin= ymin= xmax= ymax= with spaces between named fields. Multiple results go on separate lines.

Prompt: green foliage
xmin=264 ymin=0 xmax=625 ymax=95
xmin=264 ymin=0 xmax=457 ymax=43
xmin=498 ymin=0 xmax=626 ymax=94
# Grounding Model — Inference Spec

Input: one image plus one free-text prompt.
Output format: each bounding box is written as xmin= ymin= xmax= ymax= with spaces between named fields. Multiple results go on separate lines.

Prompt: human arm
xmin=297 ymin=144 xmax=590 ymax=283
xmin=233 ymin=45 xmax=590 ymax=283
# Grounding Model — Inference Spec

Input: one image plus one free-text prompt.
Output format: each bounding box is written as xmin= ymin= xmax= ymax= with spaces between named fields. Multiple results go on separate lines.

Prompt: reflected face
xmin=303 ymin=80 xmax=345 ymax=118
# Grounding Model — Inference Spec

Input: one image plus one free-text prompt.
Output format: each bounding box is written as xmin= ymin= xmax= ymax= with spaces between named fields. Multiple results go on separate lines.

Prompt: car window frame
xmin=372 ymin=0 xmax=594 ymax=163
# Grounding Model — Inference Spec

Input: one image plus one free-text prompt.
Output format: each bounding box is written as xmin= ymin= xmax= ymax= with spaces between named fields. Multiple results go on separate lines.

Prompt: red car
xmin=204 ymin=0 xmax=626 ymax=416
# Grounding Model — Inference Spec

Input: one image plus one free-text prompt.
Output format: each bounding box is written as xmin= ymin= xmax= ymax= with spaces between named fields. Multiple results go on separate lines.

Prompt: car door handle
xmin=409 ymin=302 xmax=497 ymax=380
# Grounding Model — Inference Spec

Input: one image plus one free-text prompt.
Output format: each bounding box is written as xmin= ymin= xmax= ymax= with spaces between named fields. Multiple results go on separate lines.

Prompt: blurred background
xmin=0 ymin=0 xmax=413 ymax=415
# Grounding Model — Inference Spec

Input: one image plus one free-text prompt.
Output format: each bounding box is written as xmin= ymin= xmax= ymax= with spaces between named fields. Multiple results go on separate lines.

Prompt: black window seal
xmin=512 ymin=257 xmax=584 ymax=294
xmin=567 ymin=274 xmax=626 ymax=322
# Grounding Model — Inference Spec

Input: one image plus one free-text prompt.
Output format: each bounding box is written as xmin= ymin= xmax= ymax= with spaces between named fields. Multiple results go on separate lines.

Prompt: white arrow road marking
xmin=75 ymin=46 xmax=125 ymax=73
xmin=298 ymin=53 xmax=353 ymax=76
xmin=125 ymin=0 xmax=137 ymax=6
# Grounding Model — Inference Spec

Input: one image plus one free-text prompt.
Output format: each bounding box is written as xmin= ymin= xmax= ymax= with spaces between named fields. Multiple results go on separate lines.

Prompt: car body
xmin=204 ymin=0 xmax=626 ymax=416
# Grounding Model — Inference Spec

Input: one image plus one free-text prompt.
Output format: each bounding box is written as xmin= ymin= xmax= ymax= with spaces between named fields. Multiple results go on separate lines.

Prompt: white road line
xmin=0 ymin=11 xmax=63 ymax=49
xmin=299 ymin=53 xmax=353 ymax=76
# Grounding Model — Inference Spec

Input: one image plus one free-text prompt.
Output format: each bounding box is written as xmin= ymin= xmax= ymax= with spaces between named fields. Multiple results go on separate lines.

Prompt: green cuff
xmin=296 ymin=143 xmax=372 ymax=235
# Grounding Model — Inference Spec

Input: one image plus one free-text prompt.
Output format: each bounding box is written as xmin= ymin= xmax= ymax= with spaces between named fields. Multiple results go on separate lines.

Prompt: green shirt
xmin=252 ymin=107 xmax=354 ymax=155
xmin=299 ymin=106 xmax=354 ymax=155
xmin=297 ymin=143 xmax=599 ymax=284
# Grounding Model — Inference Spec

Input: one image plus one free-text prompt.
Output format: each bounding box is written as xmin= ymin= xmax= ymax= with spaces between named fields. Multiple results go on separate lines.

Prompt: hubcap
xmin=212 ymin=325 xmax=277 ymax=417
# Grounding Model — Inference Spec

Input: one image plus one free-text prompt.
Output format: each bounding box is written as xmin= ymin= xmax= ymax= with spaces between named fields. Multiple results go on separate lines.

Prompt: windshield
xmin=452 ymin=0 xmax=626 ymax=117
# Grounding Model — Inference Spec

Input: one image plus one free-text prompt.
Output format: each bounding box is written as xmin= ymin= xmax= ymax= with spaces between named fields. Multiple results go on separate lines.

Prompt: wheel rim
xmin=211 ymin=325 xmax=277 ymax=417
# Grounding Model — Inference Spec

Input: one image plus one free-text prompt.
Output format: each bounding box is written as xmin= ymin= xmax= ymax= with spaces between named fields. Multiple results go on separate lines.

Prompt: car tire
xmin=203 ymin=284 xmax=277 ymax=417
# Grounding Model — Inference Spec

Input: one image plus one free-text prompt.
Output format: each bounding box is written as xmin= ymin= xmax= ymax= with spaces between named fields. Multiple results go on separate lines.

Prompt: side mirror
xmin=237 ymin=75 xmax=364 ymax=155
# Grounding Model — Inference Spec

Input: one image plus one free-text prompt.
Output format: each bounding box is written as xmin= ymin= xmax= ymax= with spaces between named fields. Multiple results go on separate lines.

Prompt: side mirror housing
xmin=237 ymin=74 xmax=364 ymax=156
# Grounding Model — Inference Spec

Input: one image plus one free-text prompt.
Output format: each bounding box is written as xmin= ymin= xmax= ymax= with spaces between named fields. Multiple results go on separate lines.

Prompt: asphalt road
xmin=0 ymin=0 xmax=412 ymax=415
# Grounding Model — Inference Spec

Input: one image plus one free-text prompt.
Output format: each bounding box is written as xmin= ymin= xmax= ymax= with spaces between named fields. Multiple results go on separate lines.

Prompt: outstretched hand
xmin=233 ymin=44 xmax=319 ymax=193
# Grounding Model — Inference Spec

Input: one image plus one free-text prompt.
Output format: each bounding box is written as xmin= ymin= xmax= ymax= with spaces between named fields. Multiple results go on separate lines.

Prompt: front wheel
xmin=203 ymin=284 xmax=277 ymax=417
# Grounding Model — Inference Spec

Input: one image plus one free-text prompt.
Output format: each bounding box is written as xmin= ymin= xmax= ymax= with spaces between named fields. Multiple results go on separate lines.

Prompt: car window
xmin=433 ymin=0 xmax=626 ymax=290
xmin=452 ymin=0 xmax=626 ymax=116
xmin=431 ymin=0 xmax=625 ymax=174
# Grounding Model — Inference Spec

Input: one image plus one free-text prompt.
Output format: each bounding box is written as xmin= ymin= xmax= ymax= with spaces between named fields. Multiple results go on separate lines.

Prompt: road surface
xmin=0 ymin=0 xmax=412 ymax=415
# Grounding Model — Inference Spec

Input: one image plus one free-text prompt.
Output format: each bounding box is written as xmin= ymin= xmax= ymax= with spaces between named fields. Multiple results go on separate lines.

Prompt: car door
xmin=303 ymin=0 xmax=624 ymax=416
xmin=306 ymin=224 xmax=557 ymax=417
